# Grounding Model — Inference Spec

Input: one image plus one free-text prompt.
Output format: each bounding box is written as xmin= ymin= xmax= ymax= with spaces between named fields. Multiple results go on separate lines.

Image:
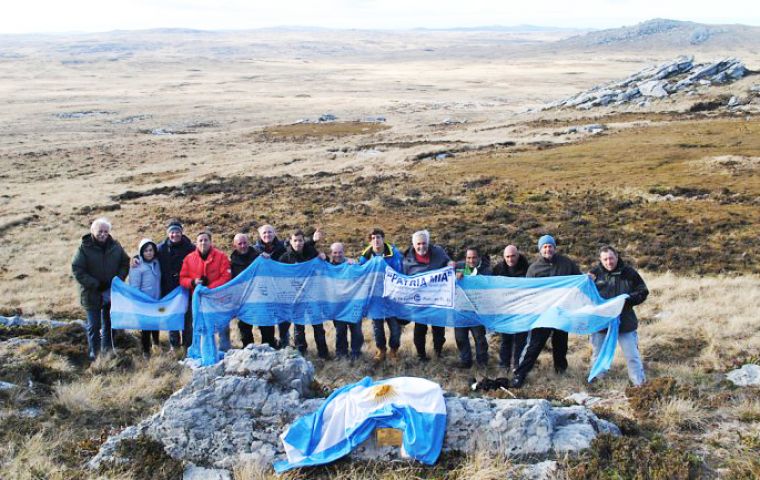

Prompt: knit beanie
xmin=537 ymin=234 xmax=556 ymax=251
xmin=166 ymin=219 xmax=183 ymax=235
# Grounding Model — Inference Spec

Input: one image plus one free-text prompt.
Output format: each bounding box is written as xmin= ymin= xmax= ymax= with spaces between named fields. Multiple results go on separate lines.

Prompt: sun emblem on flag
xmin=157 ymin=307 xmax=166 ymax=313
xmin=371 ymin=384 xmax=397 ymax=403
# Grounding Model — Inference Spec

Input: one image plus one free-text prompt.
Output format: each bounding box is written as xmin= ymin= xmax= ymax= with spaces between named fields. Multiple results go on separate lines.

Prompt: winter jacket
xmin=590 ymin=260 xmax=649 ymax=333
xmin=156 ymin=235 xmax=195 ymax=296
xmin=455 ymin=256 xmax=492 ymax=276
xmin=278 ymin=240 xmax=320 ymax=264
xmin=252 ymin=237 xmax=287 ymax=261
xmin=492 ymin=254 xmax=530 ymax=278
xmin=179 ymin=246 xmax=231 ymax=294
xmin=230 ymin=248 xmax=259 ymax=278
xmin=72 ymin=234 xmax=129 ymax=309
xmin=128 ymin=259 xmax=162 ymax=300
xmin=526 ymin=253 xmax=581 ymax=278
xmin=402 ymin=244 xmax=451 ymax=275
xmin=358 ymin=242 xmax=403 ymax=272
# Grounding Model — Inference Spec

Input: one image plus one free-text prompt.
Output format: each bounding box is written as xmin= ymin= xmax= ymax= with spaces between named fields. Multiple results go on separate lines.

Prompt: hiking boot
xmin=456 ymin=360 xmax=473 ymax=369
xmin=374 ymin=348 xmax=386 ymax=363
xmin=434 ymin=348 xmax=443 ymax=359
xmin=510 ymin=375 xmax=526 ymax=389
xmin=417 ymin=354 xmax=430 ymax=363
xmin=388 ymin=348 xmax=399 ymax=361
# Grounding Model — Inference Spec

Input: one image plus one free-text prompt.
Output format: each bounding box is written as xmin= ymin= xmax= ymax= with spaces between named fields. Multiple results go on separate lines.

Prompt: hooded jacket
xmin=358 ymin=242 xmax=404 ymax=272
xmin=492 ymin=254 xmax=530 ymax=278
xmin=128 ymin=241 xmax=162 ymax=300
xmin=179 ymin=246 xmax=231 ymax=293
xmin=156 ymin=234 xmax=195 ymax=296
xmin=402 ymin=244 xmax=451 ymax=275
xmin=589 ymin=259 xmax=648 ymax=333
xmin=72 ymin=234 xmax=130 ymax=309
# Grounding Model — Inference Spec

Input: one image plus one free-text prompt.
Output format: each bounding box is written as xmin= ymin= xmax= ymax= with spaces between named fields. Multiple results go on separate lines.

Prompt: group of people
xmin=72 ymin=217 xmax=649 ymax=387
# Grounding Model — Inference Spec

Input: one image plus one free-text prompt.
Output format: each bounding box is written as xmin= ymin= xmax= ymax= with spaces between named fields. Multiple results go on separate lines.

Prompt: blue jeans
xmin=373 ymin=318 xmax=401 ymax=351
xmin=334 ymin=320 xmax=364 ymax=358
xmin=85 ymin=303 xmax=113 ymax=359
xmin=454 ymin=326 xmax=488 ymax=366
xmin=591 ymin=330 xmax=646 ymax=386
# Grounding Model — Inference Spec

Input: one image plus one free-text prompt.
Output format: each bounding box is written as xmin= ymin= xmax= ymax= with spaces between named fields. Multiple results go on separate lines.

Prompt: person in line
xmin=328 ymin=242 xmax=363 ymax=361
xmin=128 ymin=238 xmax=162 ymax=357
xmin=492 ymin=244 xmax=530 ymax=372
xmin=454 ymin=246 xmax=491 ymax=368
xmin=358 ymin=228 xmax=404 ymax=363
xmin=230 ymin=233 xmax=278 ymax=348
xmin=279 ymin=228 xmax=329 ymax=358
xmin=402 ymin=229 xmax=454 ymax=362
xmin=252 ymin=224 xmax=287 ymax=260
xmin=155 ymin=219 xmax=195 ymax=349
xmin=179 ymin=230 xmax=232 ymax=352
xmin=72 ymin=218 xmax=130 ymax=360
xmin=589 ymin=245 xmax=649 ymax=386
xmin=511 ymin=235 xmax=581 ymax=388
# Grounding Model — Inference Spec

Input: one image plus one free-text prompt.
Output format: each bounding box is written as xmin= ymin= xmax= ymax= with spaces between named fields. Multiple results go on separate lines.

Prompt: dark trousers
xmin=413 ymin=323 xmax=445 ymax=358
xmin=85 ymin=303 xmax=113 ymax=360
xmin=140 ymin=330 xmax=160 ymax=354
xmin=334 ymin=320 xmax=363 ymax=358
xmin=294 ymin=323 xmax=329 ymax=357
xmin=513 ymin=328 xmax=569 ymax=379
xmin=237 ymin=321 xmax=278 ymax=349
xmin=169 ymin=300 xmax=193 ymax=348
xmin=454 ymin=326 xmax=488 ymax=366
xmin=373 ymin=318 xmax=401 ymax=350
xmin=499 ymin=332 xmax=528 ymax=370
xmin=278 ymin=322 xmax=291 ymax=349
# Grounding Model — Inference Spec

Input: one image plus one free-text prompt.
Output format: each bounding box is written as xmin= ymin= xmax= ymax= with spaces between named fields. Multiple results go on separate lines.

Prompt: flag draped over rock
xmin=110 ymin=277 xmax=188 ymax=331
xmin=274 ymin=376 xmax=446 ymax=473
xmin=131 ymin=255 xmax=624 ymax=380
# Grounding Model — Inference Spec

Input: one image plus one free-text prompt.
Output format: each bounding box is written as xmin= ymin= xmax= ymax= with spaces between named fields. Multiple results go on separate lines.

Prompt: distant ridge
xmin=558 ymin=18 xmax=760 ymax=50
xmin=413 ymin=24 xmax=588 ymax=33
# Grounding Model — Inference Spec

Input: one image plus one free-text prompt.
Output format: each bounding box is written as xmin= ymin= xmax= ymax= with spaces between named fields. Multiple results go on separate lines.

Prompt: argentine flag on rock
xmin=274 ymin=377 xmax=446 ymax=473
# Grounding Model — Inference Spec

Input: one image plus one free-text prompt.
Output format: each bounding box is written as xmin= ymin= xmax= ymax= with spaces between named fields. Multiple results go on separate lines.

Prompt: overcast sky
xmin=2 ymin=0 xmax=758 ymax=34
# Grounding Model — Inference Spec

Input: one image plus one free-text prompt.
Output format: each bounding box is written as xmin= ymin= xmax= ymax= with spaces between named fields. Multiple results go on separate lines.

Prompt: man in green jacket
xmin=72 ymin=218 xmax=129 ymax=360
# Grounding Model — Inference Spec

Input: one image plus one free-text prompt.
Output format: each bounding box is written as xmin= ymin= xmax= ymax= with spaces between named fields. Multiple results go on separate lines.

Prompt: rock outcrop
xmin=727 ymin=364 xmax=760 ymax=387
xmin=545 ymin=56 xmax=748 ymax=110
xmin=89 ymin=345 xmax=619 ymax=473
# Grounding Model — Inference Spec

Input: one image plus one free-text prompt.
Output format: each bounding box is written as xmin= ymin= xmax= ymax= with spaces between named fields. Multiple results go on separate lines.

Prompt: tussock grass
xmin=654 ymin=398 xmax=707 ymax=433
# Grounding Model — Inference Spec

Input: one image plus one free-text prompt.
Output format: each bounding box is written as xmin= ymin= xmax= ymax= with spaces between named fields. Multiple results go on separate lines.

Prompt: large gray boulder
xmin=726 ymin=364 xmax=760 ymax=387
xmin=89 ymin=345 xmax=618 ymax=472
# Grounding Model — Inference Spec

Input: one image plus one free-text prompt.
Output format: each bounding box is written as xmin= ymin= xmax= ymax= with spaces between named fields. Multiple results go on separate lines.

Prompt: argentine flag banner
xmin=274 ymin=376 xmax=446 ymax=473
xmin=110 ymin=278 xmax=188 ymax=331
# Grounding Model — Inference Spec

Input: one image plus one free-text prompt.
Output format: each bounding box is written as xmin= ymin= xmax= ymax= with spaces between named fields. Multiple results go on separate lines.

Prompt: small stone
xmin=727 ymin=364 xmax=760 ymax=386
xmin=183 ymin=464 xmax=232 ymax=480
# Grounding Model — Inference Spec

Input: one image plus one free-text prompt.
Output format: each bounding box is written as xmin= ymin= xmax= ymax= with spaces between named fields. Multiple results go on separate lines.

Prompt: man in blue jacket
xmin=358 ymin=228 xmax=403 ymax=362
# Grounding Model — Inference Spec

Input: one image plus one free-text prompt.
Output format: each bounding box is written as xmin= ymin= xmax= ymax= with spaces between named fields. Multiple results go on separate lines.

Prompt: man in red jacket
xmin=180 ymin=230 xmax=232 ymax=351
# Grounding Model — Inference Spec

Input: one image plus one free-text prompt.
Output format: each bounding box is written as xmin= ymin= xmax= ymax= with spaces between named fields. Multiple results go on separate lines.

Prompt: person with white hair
xmin=72 ymin=218 xmax=130 ymax=360
xmin=402 ymin=229 xmax=454 ymax=362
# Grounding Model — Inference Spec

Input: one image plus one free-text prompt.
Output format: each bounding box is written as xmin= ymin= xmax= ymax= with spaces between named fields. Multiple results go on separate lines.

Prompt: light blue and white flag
xmin=110 ymin=277 xmax=188 ymax=331
xmin=274 ymin=376 xmax=446 ymax=473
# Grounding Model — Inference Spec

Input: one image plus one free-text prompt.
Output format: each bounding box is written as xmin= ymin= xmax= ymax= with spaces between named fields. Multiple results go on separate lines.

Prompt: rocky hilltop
xmin=89 ymin=345 xmax=619 ymax=477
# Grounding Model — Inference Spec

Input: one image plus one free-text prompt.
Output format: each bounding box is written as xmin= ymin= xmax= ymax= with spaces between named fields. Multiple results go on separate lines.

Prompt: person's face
xmin=465 ymin=250 xmax=479 ymax=269
xmin=600 ymin=250 xmax=619 ymax=272
xmin=504 ymin=247 xmax=519 ymax=267
xmin=197 ymin=234 xmax=212 ymax=254
xmin=290 ymin=234 xmax=304 ymax=252
xmin=413 ymin=237 xmax=429 ymax=256
xmin=93 ymin=225 xmax=109 ymax=243
xmin=259 ymin=226 xmax=275 ymax=244
xmin=370 ymin=234 xmax=384 ymax=252
xmin=330 ymin=245 xmax=345 ymax=264
xmin=233 ymin=236 xmax=249 ymax=254
xmin=540 ymin=243 xmax=555 ymax=260
xmin=142 ymin=244 xmax=155 ymax=262
xmin=168 ymin=229 xmax=183 ymax=243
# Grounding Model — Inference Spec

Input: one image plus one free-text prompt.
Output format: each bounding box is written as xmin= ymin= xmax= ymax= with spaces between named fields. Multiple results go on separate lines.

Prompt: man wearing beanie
xmin=156 ymin=219 xmax=195 ymax=349
xmin=511 ymin=234 xmax=581 ymax=388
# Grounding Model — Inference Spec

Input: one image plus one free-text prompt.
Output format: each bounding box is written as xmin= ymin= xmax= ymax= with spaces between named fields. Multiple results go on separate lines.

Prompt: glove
xmin=199 ymin=276 xmax=209 ymax=286
xmin=98 ymin=281 xmax=109 ymax=292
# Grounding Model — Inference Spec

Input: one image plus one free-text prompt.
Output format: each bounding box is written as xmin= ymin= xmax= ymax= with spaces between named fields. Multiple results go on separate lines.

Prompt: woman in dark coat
xmin=72 ymin=218 xmax=129 ymax=360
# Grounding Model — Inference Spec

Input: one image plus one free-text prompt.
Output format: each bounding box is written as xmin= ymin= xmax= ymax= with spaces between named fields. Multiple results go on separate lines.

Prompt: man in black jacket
xmin=230 ymin=233 xmax=278 ymax=349
xmin=589 ymin=245 xmax=649 ymax=386
xmin=279 ymin=229 xmax=329 ymax=358
xmin=512 ymin=235 xmax=581 ymax=388
xmin=156 ymin=219 xmax=195 ymax=349
xmin=492 ymin=244 xmax=530 ymax=372
xmin=454 ymin=247 xmax=491 ymax=368
xmin=252 ymin=224 xmax=287 ymax=260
